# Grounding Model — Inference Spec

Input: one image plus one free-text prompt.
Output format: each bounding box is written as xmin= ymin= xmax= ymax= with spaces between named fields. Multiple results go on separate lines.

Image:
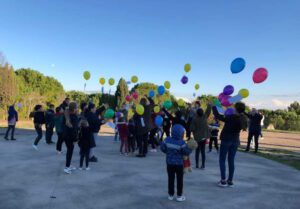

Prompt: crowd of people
xmin=3 ymin=96 xmax=265 ymax=202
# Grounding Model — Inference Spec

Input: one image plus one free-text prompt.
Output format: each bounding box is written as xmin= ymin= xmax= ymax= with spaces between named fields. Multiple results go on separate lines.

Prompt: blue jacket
xmin=160 ymin=124 xmax=192 ymax=165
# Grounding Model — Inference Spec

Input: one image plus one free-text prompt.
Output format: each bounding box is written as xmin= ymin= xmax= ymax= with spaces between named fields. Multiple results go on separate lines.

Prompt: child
xmin=183 ymin=138 xmax=198 ymax=173
xmin=160 ymin=124 xmax=192 ymax=202
xmin=117 ymin=115 xmax=129 ymax=155
xmin=32 ymin=105 xmax=45 ymax=150
xmin=54 ymin=106 xmax=64 ymax=154
xmin=78 ymin=119 xmax=92 ymax=170
xmin=208 ymin=120 xmax=220 ymax=152
xmin=128 ymin=118 xmax=136 ymax=154
xmin=4 ymin=105 xmax=18 ymax=141
xmin=45 ymin=104 xmax=55 ymax=144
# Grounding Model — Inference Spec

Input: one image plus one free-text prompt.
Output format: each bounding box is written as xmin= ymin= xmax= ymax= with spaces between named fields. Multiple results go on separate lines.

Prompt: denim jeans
xmin=219 ymin=139 xmax=239 ymax=181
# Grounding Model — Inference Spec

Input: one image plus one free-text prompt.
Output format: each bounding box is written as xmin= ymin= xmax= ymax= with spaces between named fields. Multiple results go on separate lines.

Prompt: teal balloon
xmin=104 ymin=108 xmax=115 ymax=119
xmin=163 ymin=100 xmax=173 ymax=109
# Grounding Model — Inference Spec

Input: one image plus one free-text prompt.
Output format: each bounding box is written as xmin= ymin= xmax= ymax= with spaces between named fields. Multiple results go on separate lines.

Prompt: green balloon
xmin=163 ymin=100 xmax=173 ymax=110
xmin=213 ymin=98 xmax=221 ymax=107
xmin=104 ymin=108 xmax=115 ymax=119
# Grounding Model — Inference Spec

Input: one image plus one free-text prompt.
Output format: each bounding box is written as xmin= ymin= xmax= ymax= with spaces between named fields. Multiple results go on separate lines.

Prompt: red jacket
xmin=117 ymin=123 xmax=129 ymax=139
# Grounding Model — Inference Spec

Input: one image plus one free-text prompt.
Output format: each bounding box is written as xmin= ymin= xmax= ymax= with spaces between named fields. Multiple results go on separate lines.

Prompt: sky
xmin=0 ymin=0 xmax=299 ymax=109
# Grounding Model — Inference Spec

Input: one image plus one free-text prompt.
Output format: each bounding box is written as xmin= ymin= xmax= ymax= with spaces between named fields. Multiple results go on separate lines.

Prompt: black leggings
xmin=209 ymin=137 xmax=219 ymax=151
xmin=246 ymin=132 xmax=259 ymax=152
xmin=56 ymin=132 xmax=64 ymax=151
xmin=149 ymin=128 xmax=159 ymax=149
xmin=128 ymin=136 xmax=135 ymax=153
xmin=5 ymin=125 xmax=15 ymax=140
xmin=80 ymin=148 xmax=90 ymax=168
xmin=137 ymin=133 xmax=148 ymax=156
xmin=167 ymin=164 xmax=184 ymax=196
xmin=195 ymin=140 xmax=206 ymax=167
xmin=65 ymin=141 xmax=74 ymax=167
xmin=34 ymin=124 xmax=43 ymax=145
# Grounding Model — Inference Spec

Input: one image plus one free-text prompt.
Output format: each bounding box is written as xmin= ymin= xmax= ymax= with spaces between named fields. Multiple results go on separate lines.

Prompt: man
xmin=45 ymin=104 xmax=55 ymax=144
xmin=60 ymin=97 xmax=70 ymax=110
xmin=245 ymin=109 xmax=263 ymax=153
xmin=186 ymin=101 xmax=200 ymax=139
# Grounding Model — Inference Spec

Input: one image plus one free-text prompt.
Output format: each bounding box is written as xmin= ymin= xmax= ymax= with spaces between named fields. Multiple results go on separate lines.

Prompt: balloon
xmin=17 ymin=103 xmax=22 ymax=109
xmin=163 ymin=100 xmax=173 ymax=109
xmin=213 ymin=98 xmax=222 ymax=107
xmin=108 ymin=78 xmax=115 ymax=86
xmin=231 ymin=58 xmax=246 ymax=74
xmin=225 ymin=108 xmax=235 ymax=116
xmin=164 ymin=81 xmax=171 ymax=89
xmin=126 ymin=81 xmax=131 ymax=85
xmin=228 ymin=94 xmax=243 ymax=104
xmin=177 ymin=99 xmax=185 ymax=107
xmin=218 ymin=93 xmax=226 ymax=101
xmin=221 ymin=96 xmax=232 ymax=107
xmin=149 ymin=90 xmax=155 ymax=98
xmin=184 ymin=63 xmax=191 ymax=73
xmin=131 ymin=76 xmax=138 ymax=83
xmin=181 ymin=75 xmax=188 ymax=84
xmin=195 ymin=83 xmax=200 ymax=90
xmin=83 ymin=71 xmax=91 ymax=81
xmin=253 ymin=68 xmax=268 ymax=84
xmin=99 ymin=78 xmax=105 ymax=85
xmin=116 ymin=112 xmax=121 ymax=118
xmin=216 ymin=106 xmax=225 ymax=115
xmin=104 ymin=109 xmax=115 ymax=119
xmin=239 ymin=89 xmax=249 ymax=98
xmin=132 ymin=92 xmax=138 ymax=100
xmin=154 ymin=106 xmax=160 ymax=113
xmin=193 ymin=93 xmax=196 ymax=97
xmin=157 ymin=85 xmax=165 ymax=95
xmin=223 ymin=85 xmax=234 ymax=95
xmin=136 ymin=104 xmax=144 ymax=115
xmin=155 ymin=115 xmax=163 ymax=127
xmin=125 ymin=95 xmax=131 ymax=102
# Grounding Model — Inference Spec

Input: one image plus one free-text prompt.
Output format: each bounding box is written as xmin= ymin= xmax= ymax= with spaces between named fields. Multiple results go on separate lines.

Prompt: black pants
xmin=162 ymin=127 xmax=170 ymax=140
xmin=167 ymin=164 xmax=184 ymax=196
xmin=137 ymin=133 xmax=148 ymax=156
xmin=195 ymin=140 xmax=206 ymax=167
xmin=5 ymin=125 xmax=15 ymax=140
xmin=149 ymin=128 xmax=159 ymax=149
xmin=80 ymin=148 xmax=90 ymax=168
xmin=209 ymin=137 xmax=219 ymax=151
xmin=246 ymin=132 xmax=259 ymax=152
xmin=128 ymin=136 xmax=135 ymax=153
xmin=56 ymin=132 xmax=64 ymax=151
xmin=45 ymin=125 xmax=54 ymax=143
xmin=34 ymin=124 xmax=43 ymax=145
xmin=186 ymin=119 xmax=192 ymax=139
xmin=65 ymin=140 xmax=74 ymax=167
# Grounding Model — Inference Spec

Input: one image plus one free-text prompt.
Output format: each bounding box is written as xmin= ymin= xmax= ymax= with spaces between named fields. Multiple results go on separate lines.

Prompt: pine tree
xmin=115 ymin=78 xmax=129 ymax=108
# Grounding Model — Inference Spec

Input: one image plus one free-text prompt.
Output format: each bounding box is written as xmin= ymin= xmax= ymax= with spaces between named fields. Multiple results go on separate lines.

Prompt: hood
xmin=171 ymin=124 xmax=185 ymax=140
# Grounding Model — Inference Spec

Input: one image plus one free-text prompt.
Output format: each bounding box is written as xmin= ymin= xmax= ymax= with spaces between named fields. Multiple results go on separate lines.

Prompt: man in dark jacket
xmin=45 ymin=104 xmax=55 ymax=144
xmin=60 ymin=97 xmax=70 ymax=111
xmin=245 ymin=109 xmax=263 ymax=153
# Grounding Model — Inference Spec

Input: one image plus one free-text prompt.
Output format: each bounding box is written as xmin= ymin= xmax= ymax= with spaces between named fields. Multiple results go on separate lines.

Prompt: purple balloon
xmin=181 ymin=75 xmax=188 ymax=84
xmin=218 ymin=93 xmax=226 ymax=101
xmin=225 ymin=108 xmax=235 ymax=116
xmin=223 ymin=85 xmax=234 ymax=95
xmin=221 ymin=95 xmax=232 ymax=107
xmin=116 ymin=112 xmax=121 ymax=118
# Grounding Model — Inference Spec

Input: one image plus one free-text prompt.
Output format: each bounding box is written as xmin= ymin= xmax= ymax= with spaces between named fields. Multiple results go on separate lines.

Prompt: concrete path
xmin=0 ymin=129 xmax=299 ymax=209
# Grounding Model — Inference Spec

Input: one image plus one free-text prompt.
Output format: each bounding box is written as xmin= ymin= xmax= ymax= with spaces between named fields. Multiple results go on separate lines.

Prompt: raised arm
xmin=205 ymin=104 xmax=212 ymax=118
xmin=212 ymin=106 xmax=226 ymax=122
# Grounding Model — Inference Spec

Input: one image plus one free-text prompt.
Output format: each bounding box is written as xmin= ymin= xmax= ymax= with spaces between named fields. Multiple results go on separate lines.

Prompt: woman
xmin=4 ymin=105 xmax=18 ymax=141
xmin=212 ymin=102 xmax=248 ymax=187
xmin=190 ymin=104 xmax=211 ymax=169
xmin=32 ymin=105 xmax=45 ymax=150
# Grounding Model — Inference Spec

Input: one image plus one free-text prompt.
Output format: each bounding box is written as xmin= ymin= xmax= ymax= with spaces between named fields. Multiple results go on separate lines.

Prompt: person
xmin=78 ymin=119 xmax=92 ymax=170
xmin=32 ymin=105 xmax=45 ymax=150
xmin=149 ymin=112 xmax=160 ymax=152
xmin=4 ymin=105 xmax=18 ymax=141
xmin=186 ymin=101 xmax=200 ymax=139
xmin=212 ymin=102 xmax=248 ymax=187
xmin=85 ymin=103 xmax=107 ymax=162
xmin=45 ymin=104 xmax=55 ymax=144
xmin=119 ymin=103 xmax=129 ymax=122
xmin=245 ymin=109 xmax=263 ymax=153
xmin=63 ymin=102 xmax=79 ymax=174
xmin=162 ymin=108 xmax=186 ymax=129
xmin=260 ymin=113 xmax=265 ymax=139
xmin=160 ymin=124 xmax=192 ymax=202
xmin=60 ymin=97 xmax=70 ymax=110
xmin=128 ymin=118 xmax=136 ymax=154
xmin=117 ymin=115 xmax=129 ymax=155
xmin=54 ymin=106 xmax=64 ymax=154
xmin=190 ymin=104 xmax=211 ymax=169
xmin=162 ymin=113 xmax=171 ymax=139
xmin=133 ymin=96 xmax=153 ymax=157
xmin=208 ymin=120 xmax=220 ymax=152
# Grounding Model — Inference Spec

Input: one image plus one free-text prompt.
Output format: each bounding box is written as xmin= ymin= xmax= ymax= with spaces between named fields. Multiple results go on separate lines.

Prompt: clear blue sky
xmin=0 ymin=0 xmax=299 ymax=109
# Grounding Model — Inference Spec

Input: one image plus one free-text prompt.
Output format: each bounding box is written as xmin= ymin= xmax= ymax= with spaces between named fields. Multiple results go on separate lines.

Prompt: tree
xmin=66 ymin=91 xmax=88 ymax=104
xmin=115 ymin=78 xmax=129 ymax=108
xmin=288 ymin=101 xmax=300 ymax=115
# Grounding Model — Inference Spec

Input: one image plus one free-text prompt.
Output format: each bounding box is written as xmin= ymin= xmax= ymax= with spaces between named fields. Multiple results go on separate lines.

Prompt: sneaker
xmin=227 ymin=181 xmax=234 ymax=188
xmin=11 ymin=138 xmax=17 ymax=141
xmin=89 ymin=156 xmax=98 ymax=162
xmin=150 ymin=149 xmax=157 ymax=153
xmin=218 ymin=180 xmax=227 ymax=187
xmin=32 ymin=144 xmax=38 ymax=150
xmin=56 ymin=150 xmax=62 ymax=155
xmin=200 ymin=166 xmax=205 ymax=170
xmin=136 ymin=154 xmax=144 ymax=158
xmin=64 ymin=167 xmax=72 ymax=174
xmin=47 ymin=141 xmax=55 ymax=145
xmin=4 ymin=137 xmax=9 ymax=140
xmin=78 ymin=167 xmax=83 ymax=171
xmin=85 ymin=167 xmax=91 ymax=171
xmin=168 ymin=195 xmax=174 ymax=201
xmin=125 ymin=153 xmax=129 ymax=156
xmin=176 ymin=196 xmax=186 ymax=202
xmin=69 ymin=166 xmax=76 ymax=171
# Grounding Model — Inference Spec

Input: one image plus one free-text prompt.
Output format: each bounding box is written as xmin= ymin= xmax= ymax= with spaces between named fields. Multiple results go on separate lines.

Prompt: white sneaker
xmin=85 ymin=167 xmax=91 ymax=171
xmin=176 ymin=196 xmax=186 ymax=202
xmin=78 ymin=167 xmax=83 ymax=171
xmin=56 ymin=151 xmax=62 ymax=155
xmin=150 ymin=149 xmax=157 ymax=153
xmin=69 ymin=166 xmax=76 ymax=171
xmin=168 ymin=195 xmax=174 ymax=201
xmin=32 ymin=144 xmax=38 ymax=151
xmin=64 ymin=167 xmax=72 ymax=174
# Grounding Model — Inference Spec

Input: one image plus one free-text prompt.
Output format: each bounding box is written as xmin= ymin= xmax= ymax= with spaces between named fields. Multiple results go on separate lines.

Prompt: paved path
xmin=0 ymin=129 xmax=299 ymax=209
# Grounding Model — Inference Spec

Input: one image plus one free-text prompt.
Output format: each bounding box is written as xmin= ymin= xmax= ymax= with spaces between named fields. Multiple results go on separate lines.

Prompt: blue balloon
xmin=155 ymin=115 xmax=163 ymax=127
xmin=149 ymin=90 xmax=155 ymax=98
xmin=225 ymin=108 xmax=235 ymax=116
xmin=157 ymin=85 xmax=165 ymax=95
xmin=231 ymin=58 xmax=246 ymax=74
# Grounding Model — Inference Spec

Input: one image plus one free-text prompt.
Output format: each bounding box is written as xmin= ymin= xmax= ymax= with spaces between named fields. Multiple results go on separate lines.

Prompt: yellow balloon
xmin=184 ymin=63 xmax=191 ymax=73
xmin=99 ymin=78 xmax=105 ymax=85
xmin=195 ymin=83 xmax=200 ymax=90
xmin=177 ymin=99 xmax=185 ymax=107
xmin=108 ymin=78 xmax=115 ymax=86
xmin=164 ymin=81 xmax=171 ymax=89
xmin=239 ymin=89 xmax=249 ymax=98
xmin=154 ymin=106 xmax=160 ymax=113
xmin=131 ymin=76 xmax=138 ymax=83
xmin=136 ymin=104 xmax=144 ymax=115
xmin=83 ymin=71 xmax=91 ymax=80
